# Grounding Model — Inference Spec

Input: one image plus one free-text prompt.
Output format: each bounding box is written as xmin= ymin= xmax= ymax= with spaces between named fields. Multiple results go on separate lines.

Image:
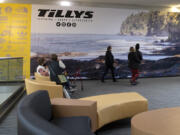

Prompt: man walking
xmin=135 ymin=43 xmax=143 ymax=82
xmin=135 ymin=43 xmax=143 ymax=62
xmin=101 ymin=46 xmax=116 ymax=82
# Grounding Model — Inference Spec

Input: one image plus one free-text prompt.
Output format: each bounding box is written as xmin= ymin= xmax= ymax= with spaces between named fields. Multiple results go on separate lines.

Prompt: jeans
xmin=131 ymin=69 xmax=139 ymax=82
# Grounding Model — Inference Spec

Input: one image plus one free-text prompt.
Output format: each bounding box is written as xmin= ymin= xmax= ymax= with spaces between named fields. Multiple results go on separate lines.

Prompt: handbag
xmin=48 ymin=62 xmax=67 ymax=84
xmin=58 ymin=75 xmax=68 ymax=83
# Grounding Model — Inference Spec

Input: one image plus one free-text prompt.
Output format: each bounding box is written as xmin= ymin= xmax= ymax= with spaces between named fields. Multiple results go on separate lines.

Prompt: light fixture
xmin=171 ymin=6 xmax=180 ymax=12
xmin=0 ymin=0 xmax=5 ymax=3
xmin=60 ymin=1 xmax=71 ymax=6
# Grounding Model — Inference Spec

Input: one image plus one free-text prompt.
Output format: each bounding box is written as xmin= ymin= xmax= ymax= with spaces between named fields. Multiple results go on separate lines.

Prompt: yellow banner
xmin=0 ymin=3 xmax=31 ymax=79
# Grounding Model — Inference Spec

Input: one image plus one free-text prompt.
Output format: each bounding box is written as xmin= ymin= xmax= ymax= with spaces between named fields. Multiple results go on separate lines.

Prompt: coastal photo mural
xmin=31 ymin=5 xmax=180 ymax=79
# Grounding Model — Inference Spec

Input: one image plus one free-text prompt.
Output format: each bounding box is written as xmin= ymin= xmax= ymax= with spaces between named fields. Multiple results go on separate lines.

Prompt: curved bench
xmin=25 ymin=78 xmax=63 ymax=99
xmin=80 ymin=92 xmax=148 ymax=129
xmin=51 ymin=92 xmax=148 ymax=131
xmin=17 ymin=90 xmax=95 ymax=135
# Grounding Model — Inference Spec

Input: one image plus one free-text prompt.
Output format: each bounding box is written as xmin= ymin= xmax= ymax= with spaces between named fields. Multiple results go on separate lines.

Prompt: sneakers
xmin=69 ymin=87 xmax=77 ymax=92
xmin=113 ymin=79 xmax=117 ymax=82
xmin=65 ymin=84 xmax=78 ymax=93
xmin=131 ymin=82 xmax=137 ymax=85
xmin=130 ymin=80 xmax=138 ymax=85
xmin=101 ymin=79 xmax=105 ymax=83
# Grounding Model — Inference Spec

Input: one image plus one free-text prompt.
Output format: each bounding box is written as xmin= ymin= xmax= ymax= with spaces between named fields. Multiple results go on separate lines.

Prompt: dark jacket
xmin=128 ymin=52 xmax=140 ymax=69
xmin=136 ymin=50 xmax=143 ymax=61
xmin=105 ymin=50 xmax=114 ymax=67
xmin=48 ymin=60 xmax=64 ymax=84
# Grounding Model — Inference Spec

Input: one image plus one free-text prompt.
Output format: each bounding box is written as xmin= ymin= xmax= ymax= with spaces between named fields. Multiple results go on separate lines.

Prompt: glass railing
xmin=0 ymin=57 xmax=24 ymax=119
xmin=0 ymin=57 xmax=23 ymax=82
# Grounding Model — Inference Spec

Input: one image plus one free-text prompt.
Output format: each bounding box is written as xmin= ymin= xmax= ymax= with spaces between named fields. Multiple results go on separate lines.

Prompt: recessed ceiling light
xmin=60 ymin=1 xmax=71 ymax=6
xmin=171 ymin=7 xmax=180 ymax=12
xmin=0 ymin=0 xmax=5 ymax=3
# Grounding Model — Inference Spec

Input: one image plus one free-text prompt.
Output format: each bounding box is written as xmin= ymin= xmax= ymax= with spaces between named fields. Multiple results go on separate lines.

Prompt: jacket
xmin=136 ymin=50 xmax=143 ymax=61
xmin=128 ymin=52 xmax=140 ymax=69
xmin=105 ymin=50 xmax=114 ymax=67
xmin=48 ymin=60 xmax=64 ymax=84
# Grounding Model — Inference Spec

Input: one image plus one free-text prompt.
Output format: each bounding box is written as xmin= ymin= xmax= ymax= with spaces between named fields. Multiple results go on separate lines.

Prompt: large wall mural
xmin=31 ymin=5 xmax=180 ymax=79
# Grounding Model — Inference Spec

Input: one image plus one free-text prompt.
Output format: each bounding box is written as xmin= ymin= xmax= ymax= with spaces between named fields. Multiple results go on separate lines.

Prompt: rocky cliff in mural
xmin=120 ymin=12 xmax=149 ymax=36
xmin=168 ymin=14 xmax=180 ymax=42
xmin=120 ymin=11 xmax=180 ymax=42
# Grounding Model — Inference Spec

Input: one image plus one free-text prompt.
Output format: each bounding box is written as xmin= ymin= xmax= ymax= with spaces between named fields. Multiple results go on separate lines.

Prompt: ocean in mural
xmin=31 ymin=34 xmax=172 ymax=60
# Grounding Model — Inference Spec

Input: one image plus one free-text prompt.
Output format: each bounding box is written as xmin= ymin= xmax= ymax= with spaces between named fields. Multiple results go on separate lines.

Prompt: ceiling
xmin=3 ymin=0 xmax=180 ymax=9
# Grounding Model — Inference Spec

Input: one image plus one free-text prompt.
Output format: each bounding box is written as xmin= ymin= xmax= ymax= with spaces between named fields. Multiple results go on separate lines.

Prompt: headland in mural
xmin=31 ymin=11 xmax=180 ymax=79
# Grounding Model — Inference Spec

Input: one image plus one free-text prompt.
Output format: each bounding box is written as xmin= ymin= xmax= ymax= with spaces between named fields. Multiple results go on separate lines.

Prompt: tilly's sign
xmin=37 ymin=9 xmax=94 ymax=19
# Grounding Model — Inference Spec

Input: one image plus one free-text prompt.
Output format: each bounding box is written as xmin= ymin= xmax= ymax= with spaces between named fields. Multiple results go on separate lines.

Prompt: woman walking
xmin=128 ymin=47 xmax=140 ymax=85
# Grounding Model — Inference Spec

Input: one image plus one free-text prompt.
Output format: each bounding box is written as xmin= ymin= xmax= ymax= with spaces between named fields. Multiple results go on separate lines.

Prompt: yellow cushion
xmin=33 ymin=79 xmax=56 ymax=85
xmin=34 ymin=72 xmax=50 ymax=81
xmin=25 ymin=78 xmax=63 ymax=99
xmin=80 ymin=92 xmax=148 ymax=128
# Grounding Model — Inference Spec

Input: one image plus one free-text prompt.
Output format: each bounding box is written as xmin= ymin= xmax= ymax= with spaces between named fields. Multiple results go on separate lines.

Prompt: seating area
xmin=24 ymin=70 xmax=148 ymax=133
xmin=18 ymin=87 xmax=148 ymax=134
xmin=17 ymin=90 xmax=95 ymax=135
xmin=32 ymin=72 xmax=74 ymax=99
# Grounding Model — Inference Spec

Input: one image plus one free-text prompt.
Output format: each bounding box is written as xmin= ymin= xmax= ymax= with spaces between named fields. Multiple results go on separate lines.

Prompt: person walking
xmin=135 ymin=43 xmax=143 ymax=63
xmin=128 ymin=47 xmax=140 ymax=85
xmin=135 ymin=43 xmax=143 ymax=80
xmin=101 ymin=46 xmax=116 ymax=82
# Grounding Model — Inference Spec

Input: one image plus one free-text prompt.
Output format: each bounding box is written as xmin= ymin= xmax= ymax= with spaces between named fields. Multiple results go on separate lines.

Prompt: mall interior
xmin=0 ymin=0 xmax=180 ymax=135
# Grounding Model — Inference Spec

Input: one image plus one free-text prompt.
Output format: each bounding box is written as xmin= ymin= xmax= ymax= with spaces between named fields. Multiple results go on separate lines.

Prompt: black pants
xmin=101 ymin=65 xmax=116 ymax=81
